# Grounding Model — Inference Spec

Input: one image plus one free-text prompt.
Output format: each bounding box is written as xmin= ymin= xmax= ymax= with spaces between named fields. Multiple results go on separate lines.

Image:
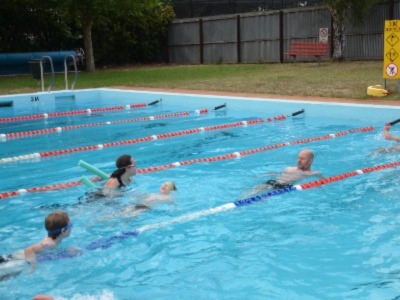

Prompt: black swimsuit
xmin=265 ymin=179 xmax=292 ymax=190
xmin=0 ymin=254 xmax=14 ymax=264
xmin=0 ymin=256 xmax=9 ymax=264
xmin=134 ymin=204 xmax=150 ymax=210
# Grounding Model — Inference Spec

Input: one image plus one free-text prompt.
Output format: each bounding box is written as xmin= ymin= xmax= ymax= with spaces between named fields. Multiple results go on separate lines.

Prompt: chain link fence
xmin=171 ymin=0 xmax=324 ymax=19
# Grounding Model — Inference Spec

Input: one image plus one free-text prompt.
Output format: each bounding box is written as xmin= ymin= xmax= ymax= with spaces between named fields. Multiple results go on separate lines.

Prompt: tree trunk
xmin=82 ymin=19 xmax=95 ymax=72
xmin=330 ymin=8 xmax=346 ymax=61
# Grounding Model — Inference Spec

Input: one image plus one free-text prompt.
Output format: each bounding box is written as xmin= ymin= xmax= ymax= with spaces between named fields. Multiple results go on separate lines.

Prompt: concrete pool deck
xmin=114 ymin=86 xmax=400 ymax=107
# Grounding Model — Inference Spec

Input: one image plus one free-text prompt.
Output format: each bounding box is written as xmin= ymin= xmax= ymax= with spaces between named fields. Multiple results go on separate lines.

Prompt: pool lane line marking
xmin=0 ymin=125 xmax=373 ymax=200
xmin=0 ymin=110 xmax=303 ymax=163
xmin=137 ymin=125 xmax=374 ymax=174
xmin=86 ymin=160 xmax=400 ymax=250
xmin=0 ymin=111 xmax=192 ymax=141
xmin=0 ymin=105 xmax=216 ymax=141
xmin=0 ymin=102 xmax=155 ymax=124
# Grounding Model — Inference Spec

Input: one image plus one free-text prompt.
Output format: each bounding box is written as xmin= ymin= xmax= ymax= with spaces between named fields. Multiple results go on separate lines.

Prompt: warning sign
xmin=383 ymin=20 xmax=400 ymax=79
xmin=386 ymin=63 xmax=398 ymax=77
xmin=319 ymin=28 xmax=328 ymax=43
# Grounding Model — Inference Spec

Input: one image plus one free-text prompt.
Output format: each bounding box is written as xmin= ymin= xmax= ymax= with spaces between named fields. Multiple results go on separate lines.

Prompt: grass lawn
xmin=0 ymin=61 xmax=399 ymax=100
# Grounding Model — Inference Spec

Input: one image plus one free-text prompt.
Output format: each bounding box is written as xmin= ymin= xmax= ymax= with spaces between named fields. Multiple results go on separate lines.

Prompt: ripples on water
xmin=1 ymin=94 xmax=400 ymax=299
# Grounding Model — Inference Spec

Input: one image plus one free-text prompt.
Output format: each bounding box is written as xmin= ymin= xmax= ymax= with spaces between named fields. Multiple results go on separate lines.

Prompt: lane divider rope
xmin=0 ymin=111 xmax=193 ymax=141
xmin=86 ymin=160 xmax=400 ymax=250
xmin=0 ymin=125 xmax=374 ymax=200
xmin=0 ymin=111 xmax=302 ymax=163
xmin=137 ymin=126 xmax=374 ymax=174
xmin=0 ymin=102 xmax=155 ymax=124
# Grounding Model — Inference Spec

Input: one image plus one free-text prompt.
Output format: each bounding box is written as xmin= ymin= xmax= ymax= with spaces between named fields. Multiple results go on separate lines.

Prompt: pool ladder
xmin=64 ymin=54 xmax=78 ymax=90
xmin=32 ymin=55 xmax=78 ymax=92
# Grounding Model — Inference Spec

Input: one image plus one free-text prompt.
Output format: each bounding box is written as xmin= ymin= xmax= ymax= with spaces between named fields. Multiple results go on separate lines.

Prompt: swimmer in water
xmin=92 ymin=154 xmax=137 ymax=198
xmin=104 ymin=154 xmax=137 ymax=189
xmin=0 ymin=211 xmax=73 ymax=280
xmin=251 ymin=149 xmax=323 ymax=194
xmin=100 ymin=181 xmax=177 ymax=221
xmin=374 ymin=124 xmax=400 ymax=154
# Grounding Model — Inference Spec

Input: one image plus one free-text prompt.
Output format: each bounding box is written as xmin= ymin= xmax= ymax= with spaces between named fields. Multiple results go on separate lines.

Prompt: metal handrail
xmin=64 ymin=55 xmax=78 ymax=90
xmin=40 ymin=56 xmax=55 ymax=92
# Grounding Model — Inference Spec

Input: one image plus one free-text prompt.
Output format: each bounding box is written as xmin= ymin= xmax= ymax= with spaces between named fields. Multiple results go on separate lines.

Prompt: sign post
xmin=383 ymin=20 xmax=400 ymax=91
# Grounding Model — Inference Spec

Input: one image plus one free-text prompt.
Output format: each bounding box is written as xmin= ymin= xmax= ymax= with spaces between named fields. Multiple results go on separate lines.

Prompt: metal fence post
xmin=199 ymin=18 xmax=204 ymax=64
xmin=237 ymin=15 xmax=241 ymax=63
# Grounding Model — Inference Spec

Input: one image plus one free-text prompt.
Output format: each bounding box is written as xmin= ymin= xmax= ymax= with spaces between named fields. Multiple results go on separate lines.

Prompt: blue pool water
xmin=1 ymin=89 xmax=400 ymax=299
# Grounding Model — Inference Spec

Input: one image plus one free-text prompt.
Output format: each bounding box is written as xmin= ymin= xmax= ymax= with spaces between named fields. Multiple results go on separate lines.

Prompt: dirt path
xmin=113 ymin=86 xmax=400 ymax=107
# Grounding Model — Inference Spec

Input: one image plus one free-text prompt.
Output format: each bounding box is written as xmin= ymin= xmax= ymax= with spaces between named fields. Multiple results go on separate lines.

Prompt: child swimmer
xmin=101 ymin=181 xmax=177 ymax=221
xmin=0 ymin=211 xmax=73 ymax=280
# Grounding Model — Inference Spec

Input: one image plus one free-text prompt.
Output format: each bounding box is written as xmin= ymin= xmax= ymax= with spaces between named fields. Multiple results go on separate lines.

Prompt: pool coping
xmin=113 ymin=86 xmax=400 ymax=107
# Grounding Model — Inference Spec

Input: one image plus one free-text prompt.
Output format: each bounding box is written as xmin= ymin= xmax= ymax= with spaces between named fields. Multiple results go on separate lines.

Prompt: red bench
xmin=284 ymin=42 xmax=329 ymax=60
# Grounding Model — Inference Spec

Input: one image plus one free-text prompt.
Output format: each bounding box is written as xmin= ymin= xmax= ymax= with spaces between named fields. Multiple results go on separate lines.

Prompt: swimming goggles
xmin=119 ymin=163 xmax=136 ymax=169
xmin=47 ymin=223 xmax=73 ymax=235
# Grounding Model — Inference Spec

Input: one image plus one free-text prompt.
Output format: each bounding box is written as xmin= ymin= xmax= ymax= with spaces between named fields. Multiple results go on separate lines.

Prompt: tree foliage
xmin=0 ymin=0 xmax=175 ymax=71
xmin=323 ymin=0 xmax=379 ymax=61
xmin=0 ymin=0 xmax=76 ymax=52
xmin=92 ymin=0 xmax=175 ymax=66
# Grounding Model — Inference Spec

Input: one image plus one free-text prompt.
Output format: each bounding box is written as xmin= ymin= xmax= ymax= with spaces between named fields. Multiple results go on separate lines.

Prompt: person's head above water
xmin=104 ymin=154 xmax=137 ymax=189
xmin=160 ymin=181 xmax=177 ymax=194
xmin=45 ymin=211 xmax=72 ymax=240
xmin=297 ymin=149 xmax=314 ymax=171
xmin=111 ymin=154 xmax=137 ymax=179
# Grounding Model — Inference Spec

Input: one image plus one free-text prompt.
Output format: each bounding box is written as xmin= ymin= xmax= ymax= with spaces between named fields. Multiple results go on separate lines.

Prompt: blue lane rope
xmin=37 ymin=248 xmax=84 ymax=262
xmin=86 ymin=230 xmax=140 ymax=250
xmin=233 ymin=186 xmax=296 ymax=207
xmin=85 ymin=186 xmax=297 ymax=251
xmin=84 ymin=160 xmax=400 ymax=252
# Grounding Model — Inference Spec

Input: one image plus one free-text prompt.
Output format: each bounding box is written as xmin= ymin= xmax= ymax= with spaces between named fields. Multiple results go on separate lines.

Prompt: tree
xmin=59 ymin=0 xmax=106 ymax=72
xmin=323 ymin=0 xmax=378 ymax=61
xmin=0 ymin=0 xmax=74 ymax=52
xmin=0 ymin=0 xmax=174 ymax=70
xmin=60 ymin=0 xmax=174 ymax=71
xmin=92 ymin=0 xmax=175 ymax=65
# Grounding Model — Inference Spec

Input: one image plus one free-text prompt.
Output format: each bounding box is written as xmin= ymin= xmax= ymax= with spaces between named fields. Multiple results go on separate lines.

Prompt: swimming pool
xmin=1 ymin=88 xmax=400 ymax=299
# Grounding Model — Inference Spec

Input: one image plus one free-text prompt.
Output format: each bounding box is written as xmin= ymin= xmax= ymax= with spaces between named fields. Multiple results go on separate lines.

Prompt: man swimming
xmin=251 ymin=149 xmax=322 ymax=194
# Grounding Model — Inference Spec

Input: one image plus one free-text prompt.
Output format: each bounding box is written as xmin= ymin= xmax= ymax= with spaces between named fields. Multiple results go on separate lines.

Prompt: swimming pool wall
xmin=0 ymin=88 xmax=399 ymax=122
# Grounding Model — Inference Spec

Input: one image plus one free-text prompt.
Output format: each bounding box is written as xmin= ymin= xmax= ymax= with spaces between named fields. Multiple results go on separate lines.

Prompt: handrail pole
xmin=64 ymin=54 xmax=78 ymax=90
xmin=64 ymin=56 xmax=69 ymax=90
xmin=39 ymin=60 xmax=44 ymax=92
xmin=41 ymin=56 xmax=54 ymax=92
xmin=71 ymin=55 xmax=78 ymax=90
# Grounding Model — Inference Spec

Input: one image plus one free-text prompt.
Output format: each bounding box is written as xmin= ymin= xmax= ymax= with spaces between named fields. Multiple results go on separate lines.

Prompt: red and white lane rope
xmin=0 ymin=111 xmax=192 ymax=141
xmin=0 ymin=111 xmax=301 ymax=163
xmin=0 ymin=102 xmax=151 ymax=124
xmin=0 ymin=126 xmax=373 ymax=200
xmin=137 ymin=126 xmax=374 ymax=174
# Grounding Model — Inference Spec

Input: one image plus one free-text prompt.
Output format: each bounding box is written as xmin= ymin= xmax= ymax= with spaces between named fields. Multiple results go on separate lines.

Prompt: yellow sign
xmin=384 ymin=20 xmax=400 ymax=79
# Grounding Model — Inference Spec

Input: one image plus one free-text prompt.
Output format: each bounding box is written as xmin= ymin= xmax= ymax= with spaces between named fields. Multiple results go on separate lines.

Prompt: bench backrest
xmin=289 ymin=42 xmax=329 ymax=55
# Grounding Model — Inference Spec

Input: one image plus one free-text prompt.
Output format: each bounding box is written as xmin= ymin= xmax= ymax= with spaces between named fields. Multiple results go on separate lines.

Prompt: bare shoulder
xmin=283 ymin=167 xmax=297 ymax=173
xmin=104 ymin=178 xmax=118 ymax=188
xmin=309 ymin=170 xmax=321 ymax=175
xmin=39 ymin=236 xmax=57 ymax=249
